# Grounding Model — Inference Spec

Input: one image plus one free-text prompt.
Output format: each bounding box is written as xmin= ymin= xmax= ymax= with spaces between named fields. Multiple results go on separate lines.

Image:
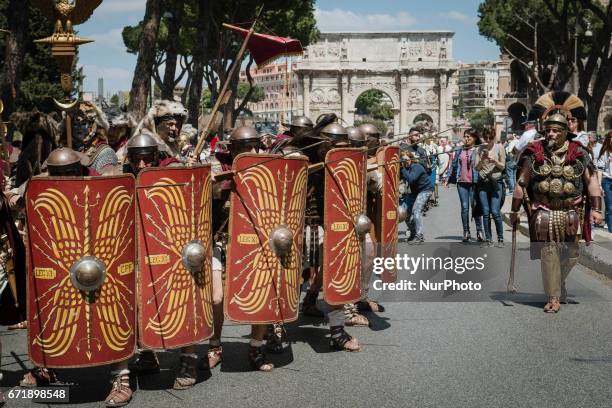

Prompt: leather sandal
xmin=329 ymin=327 xmax=361 ymax=352
xmin=266 ymin=324 xmax=283 ymax=354
xmin=344 ymin=304 xmax=369 ymax=327
xmin=207 ymin=346 xmax=222 ymax=369
xmin=544 ymin=296 xmax=561 ymax=313
xmin=248 ymin=346 xmax=273 ymax=372
xmin=8 ymin=320 xmax=27 ymax=330
xmin=105 ymin=374 xmax=132 ymax=407
xmin=173 ymin=355 xmax=197 ymax=390
xmin=19 ymin=367 xmax=58 ymax=388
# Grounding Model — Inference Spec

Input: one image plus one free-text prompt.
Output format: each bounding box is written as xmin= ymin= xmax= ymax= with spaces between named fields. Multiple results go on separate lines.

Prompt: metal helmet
xmin=346 ymin=126 xmax=367 ymax=146
xmin=126 ymin=130 xmax=160 ymax=170
xmin=285 ymin=116 xmax=313 ymax=129
xmin=127 ymin=130 xmax=159 ymax=153
xmin=358 ymin=123 xmax=381 ymax=139
xmin=544 ymin=112 xmax=569 ymax=129
xmin=47 ymin=147 xmax=81 ymax=167
xmin=47 ymin=147 xmax=84 ymax=176
xmin=229 ymin=126 xmax=261 ymax=144
xmin=320 ymin=123 xmax=348 ymax=143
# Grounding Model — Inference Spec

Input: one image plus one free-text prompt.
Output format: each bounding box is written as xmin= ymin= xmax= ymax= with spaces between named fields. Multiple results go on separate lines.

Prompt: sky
xmin=76 ymin=0 xmax=500 ymax=95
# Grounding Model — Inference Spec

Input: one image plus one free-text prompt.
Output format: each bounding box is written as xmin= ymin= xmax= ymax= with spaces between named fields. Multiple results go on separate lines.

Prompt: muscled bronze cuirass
xmin=530 ymin=151 xmax=584 ymax=210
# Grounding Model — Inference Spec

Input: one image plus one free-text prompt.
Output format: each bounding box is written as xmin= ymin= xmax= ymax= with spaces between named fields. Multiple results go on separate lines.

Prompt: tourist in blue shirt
xmin=400 ymin=151 xmax=434 ymax=243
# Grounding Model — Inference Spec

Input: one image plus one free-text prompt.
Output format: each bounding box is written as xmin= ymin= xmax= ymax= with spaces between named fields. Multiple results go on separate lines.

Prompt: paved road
xmin=2 ymin=186 xmax=611 ymax=408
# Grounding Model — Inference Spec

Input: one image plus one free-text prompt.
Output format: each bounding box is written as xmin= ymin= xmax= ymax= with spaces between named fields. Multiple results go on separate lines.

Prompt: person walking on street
xmin=595 ymin=131 xmax=612 ymax=232
xmin=474 ymin=129 xmax=506 ymax=247
xmin=401 ymin=151 xmax=434 ymax=243
xmin=444 ymin=129 xmax=485 ymax=242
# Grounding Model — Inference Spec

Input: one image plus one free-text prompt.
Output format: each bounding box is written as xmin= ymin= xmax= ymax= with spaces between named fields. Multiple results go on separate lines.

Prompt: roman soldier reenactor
xmin=510 ymin=111 xmax=603 ymax=313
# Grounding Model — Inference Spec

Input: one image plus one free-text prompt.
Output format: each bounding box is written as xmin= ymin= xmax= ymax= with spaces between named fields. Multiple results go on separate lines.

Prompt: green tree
xmin=369 ymin=103 xmax=393 ymax=121
xmin=465 ymin=108 xmax=495 ymax=131
xmin=237 ymin=81 xmax=264 ymax=103
xmin=110 ymin=93 xmax=119 ymax=105
xmin=355 ymin=89 xmax=393 ymax=120
xmin=478 ymin=0 xmax=612 ymax=129
xmin=0 ymin=1 xmax=64 ymax=116
xmin=201 ymin=87 xmax=212 ymax=112
xmin=453 ymin=95 xmax=465 ymax=118
xmin=124 ymin=0 xmax=318 ymax=127
xmin=355 ymin=90 xmax=384 ymax=115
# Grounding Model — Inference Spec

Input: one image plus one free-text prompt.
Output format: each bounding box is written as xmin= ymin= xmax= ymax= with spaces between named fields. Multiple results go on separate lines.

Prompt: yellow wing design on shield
xmin=231 ymin=162 xmax=306 ymax=316
xmin=329 ymin=159 xmax=362 ymax=296
xmin=94 ymin=186 xmax=134 ymax=352
xmin=30 ymin=188 xmax=83 ymax=357
xmin=144 ymin=177 xmax=212 ymax=338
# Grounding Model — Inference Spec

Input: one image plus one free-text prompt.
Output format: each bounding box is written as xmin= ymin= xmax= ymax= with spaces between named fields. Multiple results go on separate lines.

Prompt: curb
xmin=502 ymin=214 xmax=612 ymax=281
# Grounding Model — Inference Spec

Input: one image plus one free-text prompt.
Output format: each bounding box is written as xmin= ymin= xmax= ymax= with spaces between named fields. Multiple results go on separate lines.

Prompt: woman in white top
xmin=596 ymin=131 xmax=612 ymax=232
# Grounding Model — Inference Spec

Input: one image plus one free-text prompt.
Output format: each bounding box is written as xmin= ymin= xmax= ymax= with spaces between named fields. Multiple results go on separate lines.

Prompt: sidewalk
xmin=501 ymin=197 xmax=612 ymax=280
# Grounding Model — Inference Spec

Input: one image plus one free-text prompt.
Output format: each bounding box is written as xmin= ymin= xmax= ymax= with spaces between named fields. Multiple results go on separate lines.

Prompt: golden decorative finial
xmin=32 ymin=0 xmax=102 ymax=147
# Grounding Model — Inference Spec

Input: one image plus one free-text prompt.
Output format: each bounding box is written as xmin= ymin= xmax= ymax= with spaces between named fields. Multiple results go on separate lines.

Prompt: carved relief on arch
xmin=310 ymin=88 xmax=325 ymax=103
xmin=327 ymin=88 xmax=341 ymax=103
xmin=407 ymin=89 xmax=422 ymax=105
xmin=425 ymin=89 xmax=438 ymax=104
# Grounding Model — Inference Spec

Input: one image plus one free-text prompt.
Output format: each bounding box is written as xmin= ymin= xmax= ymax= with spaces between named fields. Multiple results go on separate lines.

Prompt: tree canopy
xmin=355 ymin=90 xmax=394 ymax=121
xmin=478 ymin=0 xmax=611 ymax=129
xmin=0 ymin=1 xmax=64 ymax=113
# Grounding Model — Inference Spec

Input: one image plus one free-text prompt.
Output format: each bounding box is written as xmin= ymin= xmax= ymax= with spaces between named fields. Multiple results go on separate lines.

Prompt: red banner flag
xmin=224 ymin=23 xmax=303 ymax=67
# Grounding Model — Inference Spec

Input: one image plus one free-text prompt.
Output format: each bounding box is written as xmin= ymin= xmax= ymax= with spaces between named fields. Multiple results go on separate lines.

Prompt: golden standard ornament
xmin=32 ymin=0 xmax=102 ymax=147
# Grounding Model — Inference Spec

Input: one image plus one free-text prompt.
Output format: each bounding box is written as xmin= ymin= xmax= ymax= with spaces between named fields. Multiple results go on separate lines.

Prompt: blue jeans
xmin=404 ymin=190 xmax=432 ymax=235
xmin=603 ymin=177 xmax=612 ymax=233
xmin=505 ymin=158 xmax=516 ymax=193
xmin=457 ymin=182 xmax=483 ymax=234
xmin=478 ymin=180 xmax=504 ymax=241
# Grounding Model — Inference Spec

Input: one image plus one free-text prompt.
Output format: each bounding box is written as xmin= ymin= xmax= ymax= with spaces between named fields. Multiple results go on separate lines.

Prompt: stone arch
xmin=604 ymin=114 xmax=612 ymax=131
xmin=348 ymin=86 xmax=400 ymax=133
xmin=349 ymin=86 xmax=400 ymax=115
xmin=409 ymin=112 xmax=438 ymax=129
xmin=413 ymin=113 xmax=434 ymax=125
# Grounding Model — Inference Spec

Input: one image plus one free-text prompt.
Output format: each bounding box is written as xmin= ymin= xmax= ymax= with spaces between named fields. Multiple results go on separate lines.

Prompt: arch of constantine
xmin=294 ymin=31 xmax=455 ymax=134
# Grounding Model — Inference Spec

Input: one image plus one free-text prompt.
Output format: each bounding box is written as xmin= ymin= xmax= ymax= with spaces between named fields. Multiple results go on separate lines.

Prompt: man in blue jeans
xmin=400 ymin=152 xmax=434 ymax=243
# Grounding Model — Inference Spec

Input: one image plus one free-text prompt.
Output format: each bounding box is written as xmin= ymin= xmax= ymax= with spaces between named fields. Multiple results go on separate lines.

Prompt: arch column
xmin=392 ymin=108 xmax=400 ymax=136
xmin=302 ymin=74 xmax=311 ymax=118
xmin=341 ymin=73 xmax=350 ymax=122
xmin=439 ymin=73 xmax=448 ymax=131
xmin=400 ymin=73 xmax=409 ymax=134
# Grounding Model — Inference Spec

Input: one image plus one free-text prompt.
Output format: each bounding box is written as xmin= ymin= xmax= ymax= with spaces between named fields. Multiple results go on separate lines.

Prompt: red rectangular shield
xmin=136 ymin=165 xmax=214 ymax=349
xmin=225 ymin=153 xmax=308 ymax=324
xmin=377 ymin=146 xmax=400 ymax=282
xmin=26 ymin=175 xmax=136 ymax=368
xmin=323 ymin=148 xmax=367 ymax=305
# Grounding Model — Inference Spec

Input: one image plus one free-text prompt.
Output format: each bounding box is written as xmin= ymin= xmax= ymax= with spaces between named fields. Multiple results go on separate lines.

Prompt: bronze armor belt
xmin=532 ymin=194 xmax=582 ymax=211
